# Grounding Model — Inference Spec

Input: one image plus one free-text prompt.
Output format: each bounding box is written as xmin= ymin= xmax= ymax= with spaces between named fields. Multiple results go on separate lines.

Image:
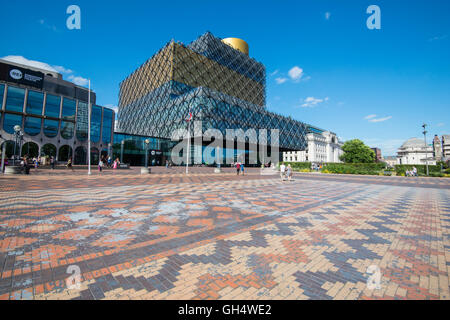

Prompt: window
xmin=26 ymin=90 xmax=44 ymax=115
xmin=76 ymin=102 xmax=88 ymax=141
xmin=102 ymin=108 xmax=113 ymax=144
xmin=0 ymin=84 xmax=4 ymax=108
xmin=24 ymin=117 xmax=42 ymax=136
xmin=45 ymin=94 xmax=61 ymax=118
xmin=3 ymin=113 xmax=23 ymax=134
xmin=90 ymin=105 xmax=102 ymax=143
xmin=5 ymin=86 xmax=25 ymax=112
xmin=61 ymin=121 xmax=74 ymax=139
xmin=62 ymin=98 xmax=76 ymax=121
xmin=43 ymin=119 xmax=59 ymax=137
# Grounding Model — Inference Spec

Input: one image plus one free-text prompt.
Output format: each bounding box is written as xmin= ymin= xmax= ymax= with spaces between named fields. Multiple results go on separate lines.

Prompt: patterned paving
xmin=0 ymin=170 xmax=449 ymax=300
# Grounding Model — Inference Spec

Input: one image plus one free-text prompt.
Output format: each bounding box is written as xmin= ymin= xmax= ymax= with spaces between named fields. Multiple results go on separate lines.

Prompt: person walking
xmin=67 ymin=158 xmax=74 ymax=171
xmin=50 ymin=156 xmax=55 ymax=170
xmin=287 ymin=164 xmax=292 ymax=181
xmin=280 ymin=163 xmax=286 ymax=181
xmin=98 ymin=158 xmax=104 ymax=173
xmin=107 ymin=156 xmax=112 ymax=168
xmin=236 ymin=162 xmax=241 ymax=175
xmin=21 ymin=156 xmax=28 ymax=174
xmin=241 ymin=163 xmax=245 ymax=176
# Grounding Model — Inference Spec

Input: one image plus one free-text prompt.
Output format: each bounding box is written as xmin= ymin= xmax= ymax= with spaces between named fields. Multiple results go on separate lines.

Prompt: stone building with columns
xmin=283 ymin=131 xmax=343 ymax=163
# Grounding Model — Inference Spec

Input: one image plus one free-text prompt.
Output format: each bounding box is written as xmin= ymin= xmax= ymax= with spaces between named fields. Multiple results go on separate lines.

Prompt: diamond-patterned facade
xmin=117 ymin=32 xmax=325 ymax=151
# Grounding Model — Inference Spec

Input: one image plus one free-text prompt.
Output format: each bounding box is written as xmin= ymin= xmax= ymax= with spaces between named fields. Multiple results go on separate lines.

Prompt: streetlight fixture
xmin=144 ymin=139 xmax=150 ymax=168
xmin=422 ymin=123 xmax=429 ymax=176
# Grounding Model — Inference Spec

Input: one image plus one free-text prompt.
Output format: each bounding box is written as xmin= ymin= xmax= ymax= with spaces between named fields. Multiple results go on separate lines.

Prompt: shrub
xmin=394 ymin=165 xmax=442 ymax=176
xmin=429 ymin=172 xmax=444 ymax=177
xmin=281 ymin=162 xmax=311 ymax=171
xmin=321 ymin=163 xmax=385 ymax=175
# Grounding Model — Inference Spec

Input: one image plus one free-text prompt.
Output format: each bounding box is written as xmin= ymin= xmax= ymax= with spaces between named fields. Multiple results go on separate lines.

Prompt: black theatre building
xmin=0 ymin=59 xmax=115 ymax=165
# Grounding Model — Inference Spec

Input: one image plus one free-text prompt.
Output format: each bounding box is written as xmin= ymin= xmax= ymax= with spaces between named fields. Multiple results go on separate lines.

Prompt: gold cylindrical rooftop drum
xmin=222 ymin=38 xmax=249 ymax=56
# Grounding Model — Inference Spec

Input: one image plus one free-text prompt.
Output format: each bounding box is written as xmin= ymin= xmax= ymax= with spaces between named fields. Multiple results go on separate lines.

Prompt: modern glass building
xmin=117 ymin=32 xmax=327 ymax=165
xmin=112 ymin=132 xmax=176 ymax=166
xmin=0 ymin=59 xmax=115 ymax=164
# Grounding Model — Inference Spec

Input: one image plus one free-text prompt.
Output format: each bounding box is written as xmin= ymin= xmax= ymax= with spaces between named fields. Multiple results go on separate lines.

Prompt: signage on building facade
xmin=4 ymin=65 xmax=44 ymax=89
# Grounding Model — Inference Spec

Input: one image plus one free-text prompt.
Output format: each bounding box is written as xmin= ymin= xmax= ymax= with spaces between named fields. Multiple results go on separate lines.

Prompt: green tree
xmin=339 ymin=139 xmax=375 ymax=163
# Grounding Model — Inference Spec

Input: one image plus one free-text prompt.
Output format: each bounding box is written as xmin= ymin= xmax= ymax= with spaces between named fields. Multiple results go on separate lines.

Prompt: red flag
xmin=186 ymin=112 xmax=193 ymax=122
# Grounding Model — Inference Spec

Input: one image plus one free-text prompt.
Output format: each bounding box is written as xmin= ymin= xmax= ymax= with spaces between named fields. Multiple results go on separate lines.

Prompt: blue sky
xmin=1 ymin=0 xmax=449 ymax=156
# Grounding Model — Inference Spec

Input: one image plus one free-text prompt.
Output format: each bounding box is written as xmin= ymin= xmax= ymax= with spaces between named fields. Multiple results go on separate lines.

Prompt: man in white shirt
xmin=280 ymin=163 xmax=286 ymax=181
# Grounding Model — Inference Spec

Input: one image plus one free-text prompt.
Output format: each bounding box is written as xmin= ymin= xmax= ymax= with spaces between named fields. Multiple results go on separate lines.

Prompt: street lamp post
xmin=88 ymin=80 xmax=92 ymax=175
xmin=422 ymin=123 xmax=429 ymax=176
xmin=144 ymin=139 xmax=150 ymax=168
xmin=0 ymin=135 xmax=5 ymax=174
xmin=120 ymin=140 xmax=124 ymax=163
xmin=186 ymin=110 xmax=193 ymax=175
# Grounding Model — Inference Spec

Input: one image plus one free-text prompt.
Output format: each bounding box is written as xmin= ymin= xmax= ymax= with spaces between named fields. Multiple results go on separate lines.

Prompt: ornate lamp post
xmin=13 ymin=125 xmax=23 ymax=166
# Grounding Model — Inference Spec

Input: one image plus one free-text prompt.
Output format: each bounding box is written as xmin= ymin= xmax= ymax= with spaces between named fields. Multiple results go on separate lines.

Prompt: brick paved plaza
xmin=0 ymin=168 xmax=449 ymax=300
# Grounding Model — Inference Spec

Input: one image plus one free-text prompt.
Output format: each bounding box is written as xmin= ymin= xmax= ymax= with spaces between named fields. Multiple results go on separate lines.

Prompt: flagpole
xmin=88 ymin=80 xmax=92 ymax=175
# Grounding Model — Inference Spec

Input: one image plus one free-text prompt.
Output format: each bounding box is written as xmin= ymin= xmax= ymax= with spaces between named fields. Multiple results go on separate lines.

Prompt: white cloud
xmin=325 ymin=12 xmax=331 ymax=20
xmin=288 ymin=66 xmax=304 ymax=81
xmin=37 ymin=19 xmax=59 ymax=32
xmin=68 ymin=75 xmax=89 ymax=86
xmin=437 ymin=123 xmax=445 ymax=127
xmin=270 ymin=70 xmax=279 ymax=76
xmin=275 ymin=77 xmax=288 ymax=84
xmin=53 ymin=65 xmax=73 ymax=74
xmin=300 ymin=96 xmax=329 ymax=108
xmin=369 ymin=116 xmax=392 ymax=123
xmin=364 ymin=114 xmax=377 ymax=120
xmin=428 ymin=34 xmax=447 ymax=42
xmin=273 ymin=66 xmax=310 ymax=84
xmin=0 ymin=55 xmax=57 ymax=72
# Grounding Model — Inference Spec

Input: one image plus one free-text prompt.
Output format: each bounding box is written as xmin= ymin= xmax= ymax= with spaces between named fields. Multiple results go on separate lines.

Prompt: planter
xmin=4 ymin=166 xmax=22 ymax=175
xmin=140 ymin=167 xmax=151 ymax=174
